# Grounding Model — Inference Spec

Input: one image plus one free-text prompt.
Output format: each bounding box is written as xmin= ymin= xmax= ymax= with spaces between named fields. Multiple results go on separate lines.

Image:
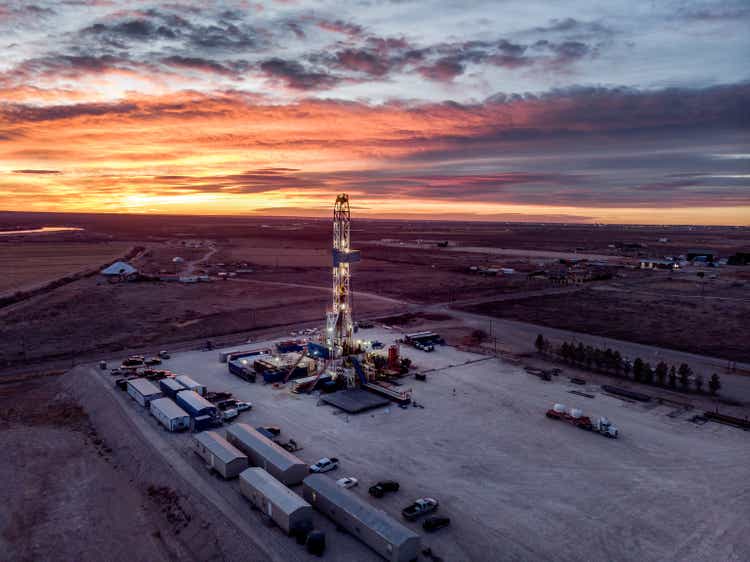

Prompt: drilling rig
xmin=326 ymin=193 xmax=361 ymax=359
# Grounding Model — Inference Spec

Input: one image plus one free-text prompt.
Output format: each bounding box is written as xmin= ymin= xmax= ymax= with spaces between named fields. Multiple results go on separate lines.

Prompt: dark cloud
xmin=417 ymin=57 xmax=465 ymax=81
xmin=161 ymin=55 xmax=249 ymax=76
xmin=533 ymin=18 xmax=613 ymax=37
xmin=316 ymin=19 xmax=364 ymax=37
xmin=259 ymin=58 xmax=340 ymax=90
xmin=12 ymin=169 xmax=61 ymax=174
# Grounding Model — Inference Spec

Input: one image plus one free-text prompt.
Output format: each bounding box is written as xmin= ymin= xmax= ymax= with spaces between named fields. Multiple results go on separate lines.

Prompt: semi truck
xmin=546 ymin=403 xmax=618 ymax=438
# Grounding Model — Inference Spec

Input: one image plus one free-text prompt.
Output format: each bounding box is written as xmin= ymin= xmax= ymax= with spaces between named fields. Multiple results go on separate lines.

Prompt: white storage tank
xmin=193 ymin=431 xmax=248 ymax=479
xmin=175 ymin=375 xmax=206 ymax=396
xmin=239 ymin=468 xmax=313 ymax=535
xmin=226 ymin=423 xmax=308 ymax=486
xmin=127 ymin=378 xmax=163 ymax=407
xmin=149 ymin=397 xmax=190 ymax=432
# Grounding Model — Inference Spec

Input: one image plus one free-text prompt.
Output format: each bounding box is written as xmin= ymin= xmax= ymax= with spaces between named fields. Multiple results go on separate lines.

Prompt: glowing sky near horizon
xmin=0 ymin=0 xmax=748 ymax=224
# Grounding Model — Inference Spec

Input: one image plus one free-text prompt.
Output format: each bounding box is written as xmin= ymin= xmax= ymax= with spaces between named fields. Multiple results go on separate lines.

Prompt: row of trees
xmin=534 ymin=334 xmax=721 ymax=395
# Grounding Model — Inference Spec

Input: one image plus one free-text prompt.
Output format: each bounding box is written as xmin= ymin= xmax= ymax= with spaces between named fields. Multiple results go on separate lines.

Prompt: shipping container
xmin=149 ymin=397 xmax=190 ymax=432
xmin=303 ymin=474 xmax=420 ymax=562
xmin=175 ymin=390 xmax=219 ymax=419
xmin=127 ymin=378 xmax=163 ymax=407
xmin=159 ymin=377 xmax=184 ymax=399
xmin=193 ymin=431 xmax=248 ymax=479
xmin=239 ymin=468 xmax=313 ymax=535
xmin=175 ymin=375 xmax=206 ymax=396
xmin=226 ymin=423 xmax=308 ymax=485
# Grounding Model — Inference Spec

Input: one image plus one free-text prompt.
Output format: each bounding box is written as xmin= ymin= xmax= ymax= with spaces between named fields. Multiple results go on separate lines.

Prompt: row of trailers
xmin=126 ymin=376 xmax=219 ymax=432
xmin=192 ymin=424 xmax=420 ymax=562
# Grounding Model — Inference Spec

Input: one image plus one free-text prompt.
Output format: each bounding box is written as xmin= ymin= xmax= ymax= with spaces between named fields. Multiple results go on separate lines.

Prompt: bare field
xmin=0 ymin=241 xmax=132 ymax=295
xmin=464 ymin=282 xmax=750 ymax=362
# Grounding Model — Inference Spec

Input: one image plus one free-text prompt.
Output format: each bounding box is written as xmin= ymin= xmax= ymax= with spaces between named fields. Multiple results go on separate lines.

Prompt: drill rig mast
xmin=326 ymin=194 xmax=360 ymax=358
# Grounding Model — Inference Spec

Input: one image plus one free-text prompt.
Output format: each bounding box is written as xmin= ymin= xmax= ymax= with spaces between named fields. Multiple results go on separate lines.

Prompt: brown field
xmin=463 ymin=273 xmax=750 ymax=362
xmin=0 ymin=241 xmax=132 ymax=295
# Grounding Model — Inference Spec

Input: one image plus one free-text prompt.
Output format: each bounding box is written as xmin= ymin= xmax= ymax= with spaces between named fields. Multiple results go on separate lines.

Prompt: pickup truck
xmin=402 ymin=498 xmax=439 ymax=521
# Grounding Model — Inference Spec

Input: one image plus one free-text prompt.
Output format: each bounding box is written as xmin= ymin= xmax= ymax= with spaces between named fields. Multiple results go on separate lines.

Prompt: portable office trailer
xmin=127 ymin=378 xmax=163 ymax=407
xmin=175 ymin=390 xmax=218 ymax=419
xmin=193 ymin=431 xmax=248 ymax=479
xmin=226 ymin=423 xmax=308 ymax=485
xmin=239 ymin=468 xmax=313 ymax=535
xmin=149 ymin=397 xmax=190 ymax=432
xmin=175 ymin=375 xmax=206 ymax=396
xmin=303 ymin=475 xmax=420 ymax=562
xmin=159 ymin=377 xmax=184 ymax=399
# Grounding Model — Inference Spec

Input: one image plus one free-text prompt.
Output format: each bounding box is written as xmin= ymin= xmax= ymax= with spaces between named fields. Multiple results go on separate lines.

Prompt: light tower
xmin=326 ymin=193 xmax=360 ymax=358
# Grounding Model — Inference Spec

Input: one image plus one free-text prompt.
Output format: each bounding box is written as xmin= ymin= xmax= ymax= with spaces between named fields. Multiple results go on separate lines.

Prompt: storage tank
xmin=239 ymin=468 xmax=313 ymax=535
xmin=226 ymin=423 xmax=308 ymax=485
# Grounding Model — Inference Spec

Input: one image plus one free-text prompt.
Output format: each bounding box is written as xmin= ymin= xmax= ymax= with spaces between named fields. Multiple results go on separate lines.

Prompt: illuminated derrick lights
xmin=325 ymin=193 xmax=361 ymax=358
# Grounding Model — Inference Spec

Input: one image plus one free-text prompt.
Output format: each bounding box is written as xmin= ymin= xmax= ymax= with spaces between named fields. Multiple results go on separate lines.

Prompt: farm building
xmin=303 ymin=474 xmax=420 ymax=562
xmin=175 ymin=375 xmax=206 ymax=396
xmin=126 ymin=378 xmax=163 ymax=407
xmin=193 ymin=431 xmax=248 ymax=479
xmin=100 ymin=261 xmax=138 ymax=277
xmin=159 ymin=377 xmax=185 ymax=399
xmin=149 ymin=398 xmax=190 ymax=432
xmin=226 ymin=423 xmax=308 ymax=486
xmin=239 ymin=468 xmax=313 ymax=535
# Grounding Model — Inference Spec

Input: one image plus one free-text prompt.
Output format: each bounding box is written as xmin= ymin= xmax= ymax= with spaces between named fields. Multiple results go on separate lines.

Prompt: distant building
xmin=687 ymin=249 xmax=716 ymax=262
xmin=640 ymin=258 xmax=678 ymax=270
xmin=100 ymin=261 xmax=138 ymax=278
xmin=728 ymin=252 xmax=750 ymax=266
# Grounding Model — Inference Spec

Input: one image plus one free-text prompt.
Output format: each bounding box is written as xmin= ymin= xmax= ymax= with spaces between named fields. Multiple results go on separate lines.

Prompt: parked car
xmin=257 ymin=425 xmax=281 ymax=437
xmin=144 ymin=357 xmax=162 ymax=366
xmin=422 ymin=516 xmax=450 ymax=532
xmin=121 ymin=357 xmax=143 ymax=367
xmin=110 ymin=368 xmax=122 ymax=377
xmin=159 ymin=350 xmax=170 ymax=359
xmin=402 ymin=497 xmax=439 ymax=521
xmin=336 ymin=477 xmax=358 ymax=489
xmin=235 ymin=401 xmax=252 ymax=412
xmin=216 ymin=399 xmax=238 ymax=411
xmin=368 ymin=481 xmax=400 ymax=498
xmin=222 ymin=408 xmax=239 ymax=422
xmin=309 ymin=457 xmax=339 ymax=473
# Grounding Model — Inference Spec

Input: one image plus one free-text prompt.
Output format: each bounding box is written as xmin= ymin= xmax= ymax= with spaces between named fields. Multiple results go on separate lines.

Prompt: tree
xmin=678 ymin=363 xmax=692 ymax=391
xmin=575 ymin=343 xmax=586 ymax=365
xmin=643 ymin=362 xmax=654 ymax=385
xmin=655 ymin=362 xmax=668 ymax=387
xmin=633 ymin=358 xmax=645 ymax=382
xmin=709 ymin=373 xmax=721 ymax=395
xmin=612 ymin=350 xmax=623 ymax=375
xmin=623 ymin=359 xmax=632 ymax=378
xmin=668 ymin=365 xmax=677 ymax=388
xmin=584 ymin=346 xmax=595 ymax=369
xmin=694 ymin=374 xmax=704 ymax=393
xmin=535 ymin=334 xmax=546 ymax=354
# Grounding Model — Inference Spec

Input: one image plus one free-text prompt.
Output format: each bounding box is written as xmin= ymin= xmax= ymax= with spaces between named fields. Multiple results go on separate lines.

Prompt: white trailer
xmin=149 ymin=397 xmax=190 ymax=432
xmin=175 ymin=375 xmax=206 ymax=396
xmin=193 ymin=431 xmax=248 ymax=479
xmin=127 ymin=378 xmax=163 ymax=407
xmin=226 ymin=423 xmax=308 ymax=485
xmin=239 ymin=468 xmax=313 ymax=535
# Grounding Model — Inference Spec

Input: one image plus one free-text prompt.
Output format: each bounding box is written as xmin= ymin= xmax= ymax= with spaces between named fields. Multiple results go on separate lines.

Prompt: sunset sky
xmin=0 ymin=0 xmax=748 ymax=224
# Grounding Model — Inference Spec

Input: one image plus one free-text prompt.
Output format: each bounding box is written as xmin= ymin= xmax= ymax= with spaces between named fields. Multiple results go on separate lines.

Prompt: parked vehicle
xmin=368 ymin=481 xmax=400 ymax=498
xmin=402 ymin=498 xmax=439 ymax=521
xmin=336 ymin=477 xmax=358 ymax=489
xmin=115 ymin=377 xmax=137 ymax=390
xmin=222 ymin=408 xmax=239 ymax=422
xmin=206 ymin=391 xmax=233 ymax=403
xmin=216 ymin=399 xmax=238 ymax=411
xmin=422 ymin=516 xmax=451 ymax=533
xmin=236 ymin=401 xmax=252 ymax=412
xmin=257 ymin=425 xmax=281 ymax=437
xmin=159 ymin=350 xmax=170 ymax=359
xmin=110 ymin=368 xmax=122 ymax=377
xmin=121 ymin=356 xmax=143 ymax=367
xmin=99 ymin=361 xmax=107 ymax=370
xmin=145 ymin=357 xmax=162 ymax=366
xmin=309 ymin=457 xmax=339 ymax=473
xmin=546 ymin=403 xmax=619 ymax=438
